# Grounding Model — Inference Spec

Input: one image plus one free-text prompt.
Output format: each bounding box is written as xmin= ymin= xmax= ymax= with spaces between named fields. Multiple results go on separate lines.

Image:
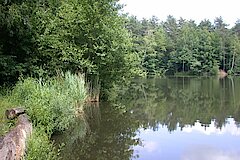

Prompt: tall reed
xmin=10 ymin=71 xmax=87 ymax=134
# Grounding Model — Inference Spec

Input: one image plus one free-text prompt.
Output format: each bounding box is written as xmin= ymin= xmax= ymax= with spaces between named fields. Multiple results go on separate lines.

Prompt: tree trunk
xmin=0 ymin=109 xmax=32 ymax=160
xmin=231 ymin=52 xmax=235 ymax=71
xmin=182 ymin=60 xmax=185 ymax=72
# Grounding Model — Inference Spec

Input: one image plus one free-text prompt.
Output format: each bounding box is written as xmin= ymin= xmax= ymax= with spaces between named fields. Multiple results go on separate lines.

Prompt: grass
xmin=10 ymin=71 xmax=87 ymax=134
xmin=24 ymin=128 xmax=59 ymax=160
xmin=0 ymin=98 xmax=15 ymax=136
xmin=0 ymin=71 xmax=88 ymax=159
xmin=0 ymin=85 xmax=17 ymax=136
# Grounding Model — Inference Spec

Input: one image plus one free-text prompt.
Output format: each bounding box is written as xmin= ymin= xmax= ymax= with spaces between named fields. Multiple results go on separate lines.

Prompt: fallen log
xmin=0 ymin=109 xmax=32 ymax=160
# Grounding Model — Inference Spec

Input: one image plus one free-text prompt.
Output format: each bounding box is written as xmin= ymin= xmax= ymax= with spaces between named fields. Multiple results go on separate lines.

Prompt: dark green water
xmin=56 ymin=77 xmax=240 ymax=160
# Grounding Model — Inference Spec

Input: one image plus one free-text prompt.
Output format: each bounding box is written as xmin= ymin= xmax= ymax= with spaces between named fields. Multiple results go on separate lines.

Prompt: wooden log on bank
xmin=0 ymin=108 xmax=32 ymax=160
xmin=5 ymin=108 xmax=25 ymax=120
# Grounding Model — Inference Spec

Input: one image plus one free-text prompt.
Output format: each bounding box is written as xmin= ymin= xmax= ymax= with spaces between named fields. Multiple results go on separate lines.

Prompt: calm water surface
xmin=56 ymin=77 xmax=240 ymax=160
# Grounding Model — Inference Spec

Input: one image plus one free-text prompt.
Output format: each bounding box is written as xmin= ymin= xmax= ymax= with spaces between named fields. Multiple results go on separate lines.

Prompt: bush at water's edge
xmin=1 ymin=72 xmax=88 ymax=160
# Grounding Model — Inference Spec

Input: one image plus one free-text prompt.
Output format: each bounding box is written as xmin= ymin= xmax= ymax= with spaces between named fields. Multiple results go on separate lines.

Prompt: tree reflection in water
xmin=55 ymin=102 xmax=141 ymax=160
xmin=56 ymin=77 xmax=240 ymax=160
xmin=117 ymin=77 xmax=240 ymax=131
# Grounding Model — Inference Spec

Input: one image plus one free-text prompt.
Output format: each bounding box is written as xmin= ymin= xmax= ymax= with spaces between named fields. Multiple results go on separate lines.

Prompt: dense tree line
xmin=126 ymin=16 xmax=240 ymax=76
xmin=1 ymin=0 xmax=240 ymax=93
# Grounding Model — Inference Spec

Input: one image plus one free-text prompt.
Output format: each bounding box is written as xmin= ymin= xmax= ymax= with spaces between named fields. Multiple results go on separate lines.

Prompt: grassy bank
xmin=0 ymin=72 xmax=88 ymax=159
xmin=0 ymin=98 xmax=15 ymax=136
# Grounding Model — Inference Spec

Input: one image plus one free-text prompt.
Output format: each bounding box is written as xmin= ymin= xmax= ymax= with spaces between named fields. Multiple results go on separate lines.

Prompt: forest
xmin=1 ymin=0 xmax=240 ymax=91
xmin=127 ymin=15 xmax=240 ymax=76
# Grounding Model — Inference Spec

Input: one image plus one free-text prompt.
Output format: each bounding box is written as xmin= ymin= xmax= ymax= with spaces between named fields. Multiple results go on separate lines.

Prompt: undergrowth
xmin=0 ymin=98 xmax=15 ymax=136
xmin=1 ymin=71 xmax=88 ymax=159
xmin=10 ymin=71 xmax=87 ymax=134
xmin=24 ymin=128 xmax=60 ymax=160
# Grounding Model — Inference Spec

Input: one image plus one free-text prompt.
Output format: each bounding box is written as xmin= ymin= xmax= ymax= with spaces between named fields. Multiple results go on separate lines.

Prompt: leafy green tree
xmin=199 ymin=19 xmax=214 ymax=31
xmin=162 ymin=15 xmax=179 ymax=74
xmin=0 ymin=1 xmax=36 ymax=84
xmin=229 ymin=34 xmax=240 ymax=73
xmin=163 ymin=15 xmax=179 ymax=44
xmin=142 ymin=28 xmax=158 ymax=75
xmin=196 ymin=27 xmax=220 ymax=74
xmin=175 ymin=22 xmax=199 ymax=73
xmin=232 ymin=19 xmax=240 ymax=37
xmin=214 ymin=17 xmax=231 ymax=71
xmin=32 ymin=0 xmax=132 ymax=91
xmin=0 ymin=0 xmax=133 ymax=97
xmin=153 ymin=27 xmax=167 ymax=73
xmin=125 ymin=16 xmax=146 ymax=76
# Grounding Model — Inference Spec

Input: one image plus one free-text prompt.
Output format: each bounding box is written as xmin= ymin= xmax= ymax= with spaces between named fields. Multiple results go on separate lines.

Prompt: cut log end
xmin=5 ymin=108 xmax=25 ymax=120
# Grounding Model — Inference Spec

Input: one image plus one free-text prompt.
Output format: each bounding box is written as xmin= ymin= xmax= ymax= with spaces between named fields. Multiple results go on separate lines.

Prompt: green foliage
xmin=0 ymin=97 xmax=15 ymax=136
xmin=10 ymin=72 xmax=87 ymax=134
xmin=229 ymin=34 xmax=240 ymax=73
xmin=126 ymin=16 xmax=168 ymax=76
xmin=0 ymin=0 xmax=132 ymax=98
xmin=126 ymin=15 xmax=240 ymax=76
xmin=125 ymin=52 xmax=146 ymax=77
xmin=47 ymin=0 xmax=132 ymax=91
xmin=0 ymin=72 xmax=87 ymax=159
xmin=24 ymin=128 xmax=59 ymax=160
xmin=1 ymin=0 xmax=240 ymax=94
xmin=0 ymin=85 xmax=17 ymax=135
xmin=0 ymin=1 xmax=36 ymax=84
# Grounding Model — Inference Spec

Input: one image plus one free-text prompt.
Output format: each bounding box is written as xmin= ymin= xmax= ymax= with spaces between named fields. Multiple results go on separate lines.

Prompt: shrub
xmin=10 ymin=72 xmax=87 ymax=135
xmin=24 ymin=128 xmax=59 ymax=160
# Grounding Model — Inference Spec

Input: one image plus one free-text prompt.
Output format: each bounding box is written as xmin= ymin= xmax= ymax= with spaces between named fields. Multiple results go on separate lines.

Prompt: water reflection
xmin=115 ymin=77 xmax=240 ymax=159
xmin=57 ymin=77 xmax=240 ymax=160
xmin=134 ymin=118 xmax=240 ymax=160
xmin=116 ymin=77 xmax=240 ymax=131
xmin=56 ymin=103 xmax=141 ymax=160
xmin=182 ymin=118 xmax=240 ymax=136
xmin=182 ymin=146 xmax=240 ymax=160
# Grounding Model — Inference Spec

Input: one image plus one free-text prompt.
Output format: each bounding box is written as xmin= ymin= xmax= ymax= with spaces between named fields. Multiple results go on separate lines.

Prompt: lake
xmin=55 ymin=77 xmax=240 ymax=160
